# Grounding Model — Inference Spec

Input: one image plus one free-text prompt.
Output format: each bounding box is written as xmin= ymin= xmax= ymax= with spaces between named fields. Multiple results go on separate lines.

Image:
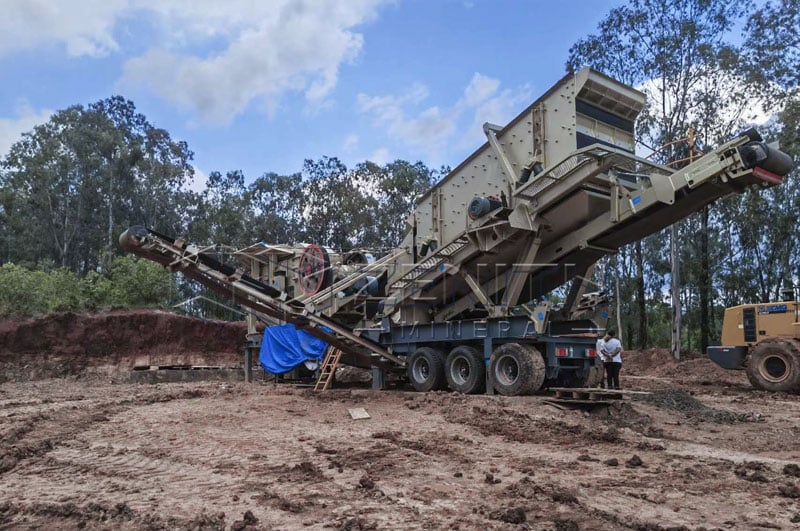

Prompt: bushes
xmin=0 ymin=257 xmax=175 ymax=318
xmin=0 ymin=264 xmax=50 ymax=317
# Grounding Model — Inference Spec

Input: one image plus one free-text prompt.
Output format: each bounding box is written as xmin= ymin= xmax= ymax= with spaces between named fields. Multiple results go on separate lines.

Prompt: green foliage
xmin=0 ymin=97 xmax=194 ymax=274
xmin=0 ymin=257 xmax=174 ymax=318
xmin=103 ymin=255 xmax=175 ymax=308
xmin=0 ymin=264 xmax=50 ymax=317
xmin=743 ymin=0 xmax=800 ymax=99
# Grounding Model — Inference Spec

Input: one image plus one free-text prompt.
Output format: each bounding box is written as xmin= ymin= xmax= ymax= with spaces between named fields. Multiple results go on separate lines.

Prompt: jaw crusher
xmin=120 ymin=68 xmax=793 ymax=395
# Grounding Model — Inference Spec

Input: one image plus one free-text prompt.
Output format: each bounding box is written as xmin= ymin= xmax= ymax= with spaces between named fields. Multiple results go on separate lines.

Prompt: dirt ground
xmin=3 ymin=314 xmax=800 ymax=530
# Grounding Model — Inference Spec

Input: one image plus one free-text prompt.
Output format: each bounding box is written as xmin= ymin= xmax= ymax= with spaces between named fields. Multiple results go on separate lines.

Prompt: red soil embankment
xmin=0 ymin=310 xmax=248 ymax=381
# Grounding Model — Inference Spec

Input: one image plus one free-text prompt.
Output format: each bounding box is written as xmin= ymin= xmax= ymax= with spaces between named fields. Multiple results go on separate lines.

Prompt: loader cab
xmin=719 ymin=301 xmax=800 ymax=347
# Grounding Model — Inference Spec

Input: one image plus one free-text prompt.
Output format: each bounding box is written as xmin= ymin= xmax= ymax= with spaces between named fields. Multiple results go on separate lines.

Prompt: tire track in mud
xmin=5 ymin=380 xmax=800 ymax=529
xmin=0 ymin=386 xmax=212 ymax=476
xmin=31 ymin=447 xmax=235 ymax=507
xmin=433 ymin=392 xmax=800 ymax=530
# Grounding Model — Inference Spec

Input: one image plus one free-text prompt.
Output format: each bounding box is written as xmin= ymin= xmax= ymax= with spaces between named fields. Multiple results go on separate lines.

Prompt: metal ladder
xmin=314 ymin=347 xmax=342 ymax=391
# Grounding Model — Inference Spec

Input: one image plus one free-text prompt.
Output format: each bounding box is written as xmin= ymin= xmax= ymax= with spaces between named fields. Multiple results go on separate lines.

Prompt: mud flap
xmin=707 ymin=346 xmax=748 ymax=370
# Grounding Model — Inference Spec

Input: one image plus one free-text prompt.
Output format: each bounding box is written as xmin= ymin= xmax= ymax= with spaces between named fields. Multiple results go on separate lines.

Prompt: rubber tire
xmin=490 ymin=343 xmax=546 ymax=396
xmin=549 ymin=362 xmax=604 ymax=389
xmin=584 ymin=363 xmax=605 ymax=388
xmin=746 ymin=340 xmax=800 ymax=393
xmin=408 ymin=347 xmax=447 ymax=392
xmin=445 ymin=346 xmax=486 ymax=394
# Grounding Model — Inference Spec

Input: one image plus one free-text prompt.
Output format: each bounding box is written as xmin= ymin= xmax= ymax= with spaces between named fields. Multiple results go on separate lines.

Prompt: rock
xmin=626 ymin=455 xmax=643 ymax=467
xmin=783 ymin=464 xmax=800 ymax=477
xmin=554 ymin=518 xmax=579 ymax=531
xmin=778 ymin=483 xmax=800 ymax=498
xmin=604 ymin=458 xmax=619 ymax=467
xmin=489 ymin=507 xmax=526 ymax=524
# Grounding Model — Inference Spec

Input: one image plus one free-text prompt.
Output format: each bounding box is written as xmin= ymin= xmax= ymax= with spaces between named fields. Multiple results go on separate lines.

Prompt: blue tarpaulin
xmin=259 ymin=324 xmax=329 ymax=374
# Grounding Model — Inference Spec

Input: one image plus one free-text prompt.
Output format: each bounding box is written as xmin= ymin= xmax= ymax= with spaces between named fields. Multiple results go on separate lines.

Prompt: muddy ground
xmin=2 ymin=314 xmax=800 ymax=530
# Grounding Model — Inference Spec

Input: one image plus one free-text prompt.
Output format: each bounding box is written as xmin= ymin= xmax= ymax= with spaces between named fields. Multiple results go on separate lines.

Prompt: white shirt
xmin=602 ymin=338 xmax=622 ymax=363
xmin=596 ymin=338 xmax=606 ymax=360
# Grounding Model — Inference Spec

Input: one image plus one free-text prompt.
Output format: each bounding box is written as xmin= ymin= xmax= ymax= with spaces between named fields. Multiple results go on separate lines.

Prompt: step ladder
xmin=390 ymin=236 xmax=471 ymax=291
xmin=314 ymin=347 xmax=342 ymax=391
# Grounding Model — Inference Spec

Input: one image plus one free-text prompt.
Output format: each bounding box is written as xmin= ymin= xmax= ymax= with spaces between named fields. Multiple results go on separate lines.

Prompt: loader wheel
xmin=746 ymin=340 xmax=800 ymax=393
xmin=490 ymin=343 xmax=545 ymax=396
xmin=445 ymin=346 xmax=486 ymax=394
xmin=408 ymin=347 xmax=446 ymax=392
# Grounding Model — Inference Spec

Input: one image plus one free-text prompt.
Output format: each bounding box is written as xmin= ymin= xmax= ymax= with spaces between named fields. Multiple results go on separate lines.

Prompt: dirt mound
xmin=624 ymin=348 xmax=748 ymax=387
xmin=0 ymin=310 xmax=248 ymax=382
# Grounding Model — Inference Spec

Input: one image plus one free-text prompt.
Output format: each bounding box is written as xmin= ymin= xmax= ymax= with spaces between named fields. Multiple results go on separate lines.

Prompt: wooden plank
xmin=589 ymin=391 xmax=623 ymax=400
xmin=548 ymin=387 xmax=651 ymax=396
xmin=544 ymin=399 xmax=612 ymax=407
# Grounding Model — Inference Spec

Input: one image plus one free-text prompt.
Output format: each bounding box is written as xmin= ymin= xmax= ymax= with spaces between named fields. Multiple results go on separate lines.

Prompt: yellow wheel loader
xmin=708 ymin=289 xmax=800 ymax=392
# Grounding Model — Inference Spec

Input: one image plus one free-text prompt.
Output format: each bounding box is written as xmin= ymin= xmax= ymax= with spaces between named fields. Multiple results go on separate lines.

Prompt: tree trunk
xmin=634 ymin=240 xmax=647 ymax=349
xmin=615 ymin=254 xmax=623 ymax=342
xmin=107 ymin=168 xmax=115 ymax=259
xmin=699 ymin=207 xmax=710 ymax=351
xmin=670 ymin=224 xmax=681 ymax=360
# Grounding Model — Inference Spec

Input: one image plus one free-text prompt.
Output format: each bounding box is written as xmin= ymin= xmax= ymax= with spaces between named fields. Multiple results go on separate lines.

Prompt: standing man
xmin=602 ymin=330 xmax=623 ymax=390
xmin=595 ymin=332 xmax=609 ymax=388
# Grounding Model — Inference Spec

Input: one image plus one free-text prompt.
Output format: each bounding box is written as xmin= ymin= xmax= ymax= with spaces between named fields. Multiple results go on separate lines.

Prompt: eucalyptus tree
xmin=567 ymin=0 xmax=751 ymax=357
xmin=0 ymin=97 xmax=194 ymax=274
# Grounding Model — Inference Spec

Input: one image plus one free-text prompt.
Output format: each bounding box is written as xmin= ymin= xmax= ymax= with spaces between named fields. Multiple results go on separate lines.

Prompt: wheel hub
xmin=412 ymin=358 xmax=431 ymax=382
xmin=450 ymin=356 xmax=470 ymax=385
xmin=761 ymin=354 xmax=789 ymax=382
xmin=495 ymin=355 xmax=519 ymax=386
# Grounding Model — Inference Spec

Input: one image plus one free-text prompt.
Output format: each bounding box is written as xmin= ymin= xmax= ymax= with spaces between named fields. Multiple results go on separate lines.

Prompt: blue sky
xmin=0 ymin=0 xmax=625 ymax=190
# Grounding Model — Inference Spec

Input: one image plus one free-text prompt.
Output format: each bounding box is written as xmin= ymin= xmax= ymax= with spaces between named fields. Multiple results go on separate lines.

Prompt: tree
xmin=742 ymin=0 xmax=800 ymax=101
xmin=301 ymin=157 xmax=378 ymax=250
xmin=247 ymin=172 xmax=305 ymax=244
xmin=190 ymin=169 xmax=253 ymax=248
xmin=0 ymin=97 xmax=195 ymax=274
xmin=568 ymin=0 xmax=750 ymax=358
xmin=353 ymin=160 xmax=437 ymax=249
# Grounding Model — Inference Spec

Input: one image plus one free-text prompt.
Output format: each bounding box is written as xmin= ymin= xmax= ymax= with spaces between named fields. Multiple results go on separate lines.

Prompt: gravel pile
xmin=637 ymin=390 xmax=762 ymax=424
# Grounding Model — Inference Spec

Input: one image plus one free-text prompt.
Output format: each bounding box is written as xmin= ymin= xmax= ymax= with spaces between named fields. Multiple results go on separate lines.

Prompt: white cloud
xmin=0 ymin=0 xmax=126 ymax=58
xmin=0 ymin=104 xmax=53 ymax=160
xmin=343 ymin=134 xmax=359 ymax=153
xmin=367 ymin=147 xmax=390 ymax=165
xmin=458 ymin=85 xmax=533 ymax=150
xmin=0 ymin=1 xmax=389 ymax=125
xmin=186 ymin=166 xmax=208 ymax=194
xmin=356 ymin=84 xmax=455 ymax=159
xmin=122 ymin=0 xmax=387 ymax=124
xmin=463 ymin=73 xmax=500 ymax=107
xmin=357 ymin=73 xmax=532 ymax=163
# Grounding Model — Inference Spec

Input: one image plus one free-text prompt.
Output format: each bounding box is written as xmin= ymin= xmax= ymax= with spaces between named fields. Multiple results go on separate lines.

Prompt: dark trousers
xmin=605 ymin=362 xmax=622 ymax=389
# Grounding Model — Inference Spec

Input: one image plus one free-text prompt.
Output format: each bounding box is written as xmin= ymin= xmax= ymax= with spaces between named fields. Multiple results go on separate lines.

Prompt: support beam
xmin=372 ymin=367 xmax=386 ymax=390
xmin=561 ymin=264 xmax=597 ymax=319
xmin=484 ymin=122 xmax=518 ymax=182
xmin=500 ymin=235 xmax=542 ymax=307
xmin=460 ymin=270 xmax=496 ymax=314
